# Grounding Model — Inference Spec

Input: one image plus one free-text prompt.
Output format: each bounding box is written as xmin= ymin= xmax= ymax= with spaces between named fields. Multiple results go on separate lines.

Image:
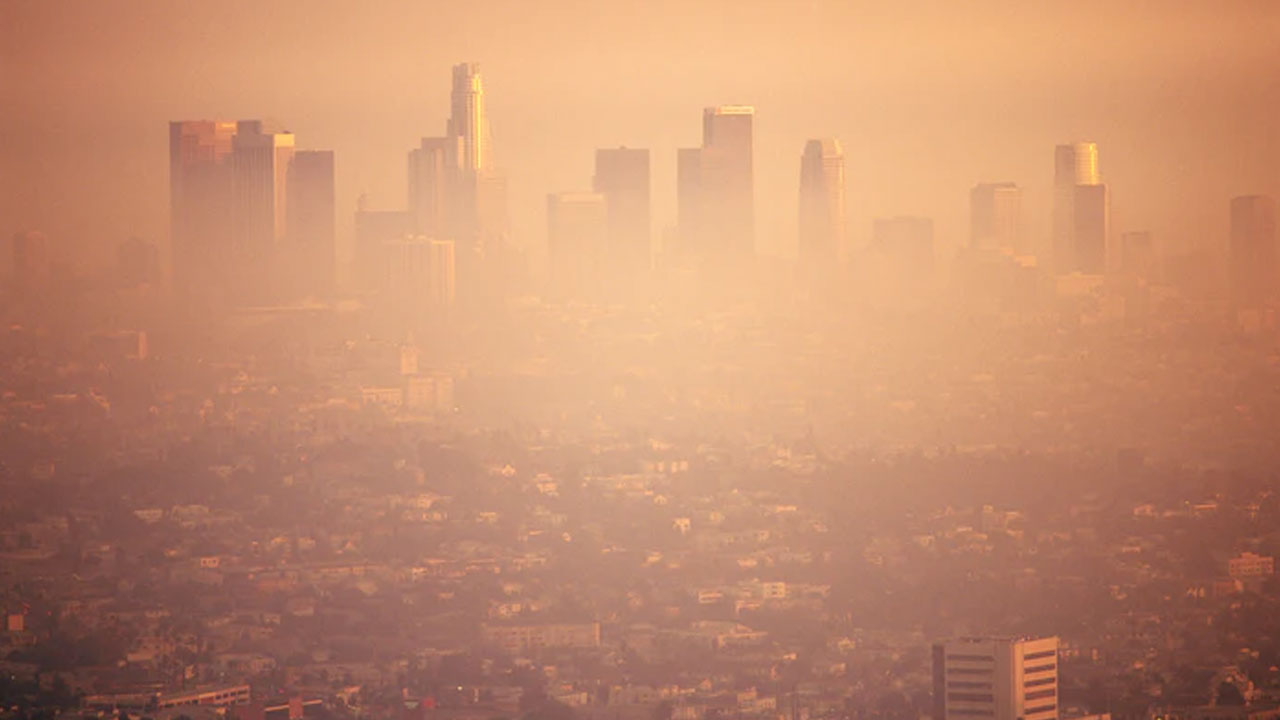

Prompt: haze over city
xmin=5 ymin=1 xmax=1279 ymax=271
xmin=4 ymin=2 xmax=1280 ymax=720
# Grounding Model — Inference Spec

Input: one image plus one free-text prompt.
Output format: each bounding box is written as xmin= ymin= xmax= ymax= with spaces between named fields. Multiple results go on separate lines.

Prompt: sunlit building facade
xmin=1051 ymin=142 xmax=1108 ymax=275
xmin=932 ymin=636 xmax=1059 ymax=720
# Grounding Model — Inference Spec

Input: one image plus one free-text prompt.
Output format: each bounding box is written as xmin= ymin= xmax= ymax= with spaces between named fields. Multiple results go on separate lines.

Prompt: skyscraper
xmin=798 ymin=138 xmax=847 ymax=269
xmin=447 ymin=62 xmax=491 ymax=174
xmin=1051 ymin=142 xmax=1108 ymax=274
xmin=932 ymin=636 xmax=1059 ymax=720
xmin=969 ymin=183 xmax=1021 ymax=253
xmin=593 ymin=147 xmax=652 ymax=281
xmin=677 ymin=106 xmax=755 ymax=262
xmin=1229 ymin=195 xmax=1277 ymax=307
xmin=547 ymin=192 xmax=608 ymax=301
xmin=408 ymin=136 xmax=462 ymax=238
xmin=286 ymin=150 xmax=336 ymax=298
xmin=170 ymin=119 xmax=332 ymax=306
xmin=169 ymin=120 xmax=237 ymax=301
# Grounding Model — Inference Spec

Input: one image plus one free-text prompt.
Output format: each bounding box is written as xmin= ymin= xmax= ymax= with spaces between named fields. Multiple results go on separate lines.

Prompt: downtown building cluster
xmin=158 ymin=62 xmax=1280 ymax=330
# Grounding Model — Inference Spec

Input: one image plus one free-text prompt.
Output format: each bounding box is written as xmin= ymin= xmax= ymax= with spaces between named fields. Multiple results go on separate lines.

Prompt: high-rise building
xmin=447 ymin=62 xmax=490 ymax=174
xmin=169 ymin=120 xmax=237 ymax=300
xmin=1229 ymin=195 xmax=1277 ymax=307
xmin=285 ymin=150 xmax=335 ymax=299
xmin=547 ymin=192 xmax=608 ymax=301
xmin=969 ymin=183 xmax=1021 ymax=253
xmin=932 ymin=636 xmax=1059 ymax=720
xmin=798 ymin=138 xmax=847 ymax=269
xmin=170 ymin=119 xmax=333 ymax=306
xmin=593 ymin=147 xmax=652 ymax=279
xmin=408 ymin=136 xmax=462 ymax=238
xmin=677 ymin=106 xmax=755 ymax=261
xmin=423 ymin=62 xmax=511 ymax=309
xmin=1051 ymin=142 xmax=1108 ymax=274
xmin=232 ymin=123 xmax=295 ymax=256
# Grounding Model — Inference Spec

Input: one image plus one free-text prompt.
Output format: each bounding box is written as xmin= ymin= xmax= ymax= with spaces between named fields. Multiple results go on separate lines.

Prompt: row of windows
xmin=947 ymin=654 xmax=995 ymax=662
xmin=1026 ymin=704 xmax=1057 ymax=715
xmin=948 ymin=693 xmax=995 ymax=703
xmin=950 ymin=668 xmax=995 ymax=676
xmin=1026 ymin=689 xmax=1057 ymax=701
xmin=950 ymin=710 xmax=995 ymax=717
xmin=948 ymin=682 xmax=993 ymax=689
xmin=1024 ymin=650 xmax=1057 ymax=661
xmin=1025 ymin=677 xmax=1056 ymax=688
xmin=1025 ymin=663 xmax=1056 ymax=674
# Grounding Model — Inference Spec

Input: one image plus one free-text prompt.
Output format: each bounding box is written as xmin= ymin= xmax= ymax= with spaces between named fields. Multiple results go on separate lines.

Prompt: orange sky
xmin=3 ymin=0 xmax=1278 ymax=271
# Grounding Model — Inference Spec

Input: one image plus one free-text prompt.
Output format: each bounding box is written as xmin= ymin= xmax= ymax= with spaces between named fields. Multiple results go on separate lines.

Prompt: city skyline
xmin=7 ymin=4 xmax=1280 ymax=718
xmin=6 ymin=2 xmax=1278 ymax=274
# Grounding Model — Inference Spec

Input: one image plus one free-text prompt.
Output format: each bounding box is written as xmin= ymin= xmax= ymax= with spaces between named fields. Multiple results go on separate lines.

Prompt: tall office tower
xmin=232 ymin=123 xmax=295 ymax=303
xmin=286 ymin=150 xmax=336 ymax=298
xmin=169 ymin=120 xmax=238 ymax=300
xmin=408 ymin=136 xmax=463 ymax=238
xmin=1051 ymin=142 xmax=1108 ymax=274
xmin=969 ymin=183 xmax=1021 ymax=253
xmin=447 ymin=62 xmax=491 ymax=174
xmin=1119 ymin=231 xmax=1155 ymax=281
xmin=1229 ymin=195 xmax=1278 ymax=307
xmin=547 ymin=192 xmax=609 ymax=301
xmin=677 ymin=106 xmax=755 ymax=261
xmin=932 ymin=636 xmax=1059 ymax=720
xmin=172 ymin=119 xmax=333 ymax=305
xmin=798 ymin=138 xmax=847 ymax=269
xmin=593 ymin=147 xmax=652 ymax=283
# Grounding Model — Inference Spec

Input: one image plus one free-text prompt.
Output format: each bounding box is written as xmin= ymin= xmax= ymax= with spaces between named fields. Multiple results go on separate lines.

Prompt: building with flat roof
xmin=932 ymin=636 xmax=1059 ymax=720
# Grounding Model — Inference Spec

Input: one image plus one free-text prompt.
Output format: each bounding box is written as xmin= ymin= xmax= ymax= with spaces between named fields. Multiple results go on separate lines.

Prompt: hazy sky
xmin=3 ymin=0 xmax=1278 ymax=270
